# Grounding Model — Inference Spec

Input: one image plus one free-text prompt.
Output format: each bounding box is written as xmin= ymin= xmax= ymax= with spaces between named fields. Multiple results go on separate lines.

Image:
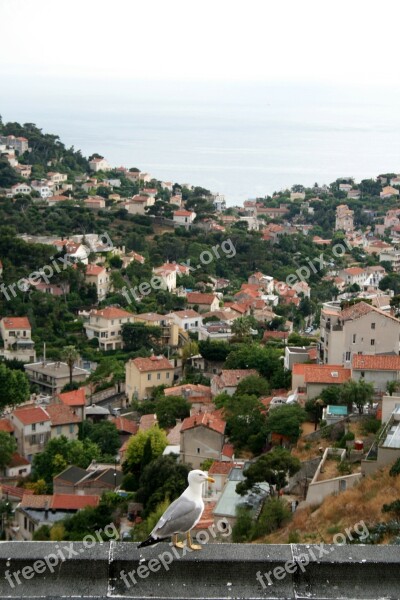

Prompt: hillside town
xmin=2 ymin=120 xmax=400 ymax=545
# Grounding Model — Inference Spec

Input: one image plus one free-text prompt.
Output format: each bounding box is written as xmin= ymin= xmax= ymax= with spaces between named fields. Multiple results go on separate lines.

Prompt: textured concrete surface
xmin=0 ymin=542 xmax=399 ymax=598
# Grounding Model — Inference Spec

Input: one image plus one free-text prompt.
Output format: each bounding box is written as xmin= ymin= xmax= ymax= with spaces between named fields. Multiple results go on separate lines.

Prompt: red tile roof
xmin=58 ymin=388 xmax=86 ymax=406
xmin=352 ymin=355 xmax=400 ymax=371
xmin=221 ymin=443 xmax=234 ymax=458
xmin=187 ymin=292 xmax=218 ymax=305
xmin=51 ymin=494 xmax=99 ymax=510
xmin=213 ymin=369 xmax=258 ymax=389
xmin=44 ymin=404 xmax=81 ymax=426
xmin=8 ymin=452 xmax=30 ymax=467
xmin=139 ymin=414 xmax=158 ymax=431
xmin=174 ymin=210 xmax=194 ymax=217
xmin=85 ymin=264 xmax=106 ymax=276
xmin=1 ymin=485 xmax=33 ymax=500
xmin=112 ymin=416 xmax=138 ymax=435
xmin=12 ymin=406 xmax=50 ymax=426
xmin=342 ymin=267 xmax=365 ymax=275
xmin=1 ymin=316 xmax=31 ymax=330
xmin=131 ymin=356 xmax=173 ymax=372
xmin=194 ymin=501 xmax=217 ymax=530
xmin=0 ymin=418 xmax=14 ymax=433
xmin=20 ymin=494 xmax=99 ymax=510
xmin=263 ymin=331 xmax=288 ymax=341
xmin=90 ymin=307 xmax=133 ymax=320
xmin=209 ymin=461 xmax=233 ymax=475
xmin=293 ymin=363 xmax=351 ymax=384
xmin=181 ymin=412 xmax=226 ymax=435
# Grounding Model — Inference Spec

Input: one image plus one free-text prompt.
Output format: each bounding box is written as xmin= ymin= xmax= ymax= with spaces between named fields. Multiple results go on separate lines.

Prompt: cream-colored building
xmin=84 ymin=264 xmax=111 ymax=301
xmin=10 ymin=406 xmax=52 ymax=460
xmin=132 ymin=312 xmax=179 ymax=347
xmin=319 ymin=301 xmax=400 ymax=366
xmin=42 ymin=403 xmax=80 ymax=441
xmin=89 ymin=157 xmax=110 ymax=172
xmin=125 ymin=355 xmax=175 ymax=401
xmin=0 ymin=316 xmax=36 ymax=362
xmin=123 ymin=195 xmax=155 ymax=215
xmin=335 ymin=204 xmax=354 ymax=233
xmin=152 ymin=264 xmax=177 ymax=292
xmin=24 ymin=362 xmax=89 ymax=396
xmin=85 ymin=307 xmax=135 ymax=351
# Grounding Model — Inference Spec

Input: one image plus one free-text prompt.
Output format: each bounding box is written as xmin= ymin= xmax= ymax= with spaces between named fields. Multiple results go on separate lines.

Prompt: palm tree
xmin=386 ymin=381 xmax=399 ymax=397
xmin=61 ymin=346 xmax=79 ymax=386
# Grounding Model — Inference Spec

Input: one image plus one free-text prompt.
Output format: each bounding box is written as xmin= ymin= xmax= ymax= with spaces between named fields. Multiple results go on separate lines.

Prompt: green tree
xmin=224 ymin=394 xmax=268 ymax=454
xmin=232 ymin=507 xmax=254 ymax=542
xmin=121 ymin=322 xmax=162 ymax=352
xmin=266 ymin=404 xmax=306 ymax=443
xmin=83 ymin=420 xmax=121 ymax=458
xmin=0 ymin=363 xmax=30 ymax=410
xmin=340 ymin=379 xmax=374 ymax=414
xmin=155 ymin=396 xmax=190 ymax=429
xmin=135 ymin=455 xmax=191 ymax=517
xmin=236 ymin=447 xmax=301 ymax=495
xmin=235 ymin=375 xmax=270 ymax=397
xmin=0 ymin=431 xmax=17 ymax=472
xmin=61 ymin=345 xmax=79 ymax=386
xmin=256 ymin=497 xmax=291 ymax=536
xmin=231 ymin=316 xmax=257 ymax=341
xmin=387 ymin=381 xmax=399 ymax=396
xmin=123 ymin=427 xmax=168 ymax=489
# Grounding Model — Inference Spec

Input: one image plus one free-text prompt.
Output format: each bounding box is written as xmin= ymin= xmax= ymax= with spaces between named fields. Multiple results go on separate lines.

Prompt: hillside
xmin=262 ymin=465 xmax=400 ymax=545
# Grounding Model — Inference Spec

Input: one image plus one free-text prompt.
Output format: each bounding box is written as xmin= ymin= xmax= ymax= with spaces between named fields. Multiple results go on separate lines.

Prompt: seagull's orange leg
xmin=187 ymin=531 xmax=202 ymax=550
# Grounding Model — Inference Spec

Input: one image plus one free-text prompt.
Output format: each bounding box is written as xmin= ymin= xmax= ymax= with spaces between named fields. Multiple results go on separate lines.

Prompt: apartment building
xmin=335 ymin=204 xmax=354 ymax=233
xmin=319 ymin=301 xmax=400 ymax=366
xmin=84 ymin=264 xmax=111 ymax=301
xmin=10 ymin=406 xmax=51 ymax=460
xmin=125 ymin=355 xmax=175 ymax=401
xmin=85 ymin=307 xmax=135 ymax=351
xmin=24 ymin=362 xmax=89 ymax=396
xmin=0 ymin=316 xmax=36 ymax=362
xmin=180 ymin=412 xmax=226 ymax=469
xmin=132 ymin=312 xmax=179 ymax=346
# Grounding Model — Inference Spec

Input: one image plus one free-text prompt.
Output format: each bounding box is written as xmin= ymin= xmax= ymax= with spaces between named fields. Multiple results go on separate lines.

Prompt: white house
xmin=89 ymin=157 xmax=110 ymax=172
xmin=168 ymin=310 xmax=202 ymax=331
xmin=173 ymin=210 xmax=196 ymax=228
xmin=85 ymin=307 xmax=135 ymax=351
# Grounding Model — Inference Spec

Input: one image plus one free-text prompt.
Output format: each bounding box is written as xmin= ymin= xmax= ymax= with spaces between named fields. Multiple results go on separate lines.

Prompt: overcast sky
xmin=1 ymin=0 xmax=399 ymax=86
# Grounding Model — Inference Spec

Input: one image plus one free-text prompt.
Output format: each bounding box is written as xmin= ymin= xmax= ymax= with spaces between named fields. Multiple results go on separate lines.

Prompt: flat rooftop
xmin=24 ymin=362 xmax=89 ymax=377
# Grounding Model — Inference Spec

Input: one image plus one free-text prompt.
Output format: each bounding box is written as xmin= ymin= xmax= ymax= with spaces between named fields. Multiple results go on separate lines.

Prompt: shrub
xmin=390 ymin=458 xmax=400 ymax=477
xmin=362 ymin=418 xmax=381 ymax=435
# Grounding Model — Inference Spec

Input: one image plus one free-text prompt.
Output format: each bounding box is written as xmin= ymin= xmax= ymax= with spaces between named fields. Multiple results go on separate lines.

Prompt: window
xmin=371 ymin=339 xmax=375 ymax=346
xmin=371 ymin=322 xmax=376 ymax=329
xmin=39 ymin=434 xmax=44 ymax=444
xmin=147 ymin=374 xmax=152 ymax=381
xmin=166 ymin=372 xmax=170 ymax=379
xmin=69 ymin=424 xmax=75 ymax=434
xmin=24 ymin=517 xmax=27 ymax=530
xmin=361 ymin=371 xmax=365 ymax=378
xmin=31 ymin=434 xmax=36 ymax=444
xmin=197 ymin=448 xmax=200 ymax=454
xmin=352 ymin=334 xmax=356 ymax=344
xmin=32 ymin=423 xmax=36 ymax=432
xmin=57 ymin=426 xmax=62 ymax=435
xmin=157 ymin=373 xmax=161 ymax=380
xmin=345 ymin=351 xmax=351 ymax=361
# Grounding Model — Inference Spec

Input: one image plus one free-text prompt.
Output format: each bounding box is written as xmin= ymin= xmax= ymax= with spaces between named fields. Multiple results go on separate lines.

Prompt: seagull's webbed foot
xmin=187 ymin=531 xmax=202 ymax=550
xmin=172 ymin=534 xmax=185 ymax=548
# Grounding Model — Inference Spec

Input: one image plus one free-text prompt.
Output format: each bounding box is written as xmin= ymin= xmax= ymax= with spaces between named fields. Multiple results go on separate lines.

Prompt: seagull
xmin=138 ymin=469 xmax=215 ymax=550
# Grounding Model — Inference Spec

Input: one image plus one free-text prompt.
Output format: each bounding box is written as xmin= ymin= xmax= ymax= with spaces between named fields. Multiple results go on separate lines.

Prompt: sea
xmin=2 ymin=77 xmax=400 ymax=205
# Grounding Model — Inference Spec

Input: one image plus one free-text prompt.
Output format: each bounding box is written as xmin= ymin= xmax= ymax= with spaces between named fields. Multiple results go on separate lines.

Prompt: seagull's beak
xmin=206 ymin=476 xmax=215 ymax=483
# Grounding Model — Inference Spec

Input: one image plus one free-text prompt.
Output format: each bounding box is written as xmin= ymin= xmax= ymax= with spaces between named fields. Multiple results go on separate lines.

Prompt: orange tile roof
xmin=58 ymin=388 xmax=86 ymax=406
xmin=85 ymin=264 xmax=106 ymax=276
xmin=44 ymin=404 xmax=81 ymax=426
xmin=164 ymin=384 xmax=211 ymax=397
xmin=51 ymin=494 xmax=99 ymax=510
xmin=174 ymin=210 xmax=194 ymax=216
xmin=0 ymin=418 xmax=14 ymax=433
xmin=221 ymin=443 xmax=234 ymax=458
xmin=342 ymin=267 xmax=365 ymax=275
xmin=352 ymin=355 xmax=400 ymax=371
xmin=90 ymin=307 xmax=133 ymax=319
xmin=132 ymin=356 xmax=173 ymax=372
xmin=12 ymin=406 xmax=50 ymax=426
xmin=1 ymin=485 xmax=33 ymax=499
xmin=112 ymin=416 xmax=138 ymax=435
xmin=209 ymin=461 xmax=233 ymax=475
xmin=181 ymin=412 xmax=226 ymax=435
xmin=213 ymin=369 xmax=258 ymax=388
xmin=194 ymin=501 xmax=217 ymax=530
xmin=139 ymin=414 xmax=158 ymax=431
xmin=187 ymin=292 xmax=218 ymax=305
xmin=171 ymin=309 xmax=201 ymax=319
xmin=293 ymin=364 xmax=351 ymax=384
xmin=8 ymin=452 xmax=30 ymax=467
xmin=1 ymin=316 xmax=31 ymax=330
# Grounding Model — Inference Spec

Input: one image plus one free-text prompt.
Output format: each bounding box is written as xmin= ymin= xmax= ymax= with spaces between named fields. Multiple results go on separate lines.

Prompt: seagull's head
xmin=188 ymin=469 xmax=215 ymax=485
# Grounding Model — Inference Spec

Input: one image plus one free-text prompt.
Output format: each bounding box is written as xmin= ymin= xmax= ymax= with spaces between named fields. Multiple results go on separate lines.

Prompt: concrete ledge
xmin=0 ymin=542 xmax=398 ymax=599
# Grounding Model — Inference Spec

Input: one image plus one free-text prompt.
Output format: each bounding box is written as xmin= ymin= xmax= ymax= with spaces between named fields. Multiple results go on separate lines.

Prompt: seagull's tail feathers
xmin=137 ymin=535 xmax=168 ymax=549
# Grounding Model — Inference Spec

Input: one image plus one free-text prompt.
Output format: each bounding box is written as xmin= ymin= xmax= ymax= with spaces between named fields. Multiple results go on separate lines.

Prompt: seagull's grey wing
xmin=151 ymin=495 xmax=203 ymax=538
